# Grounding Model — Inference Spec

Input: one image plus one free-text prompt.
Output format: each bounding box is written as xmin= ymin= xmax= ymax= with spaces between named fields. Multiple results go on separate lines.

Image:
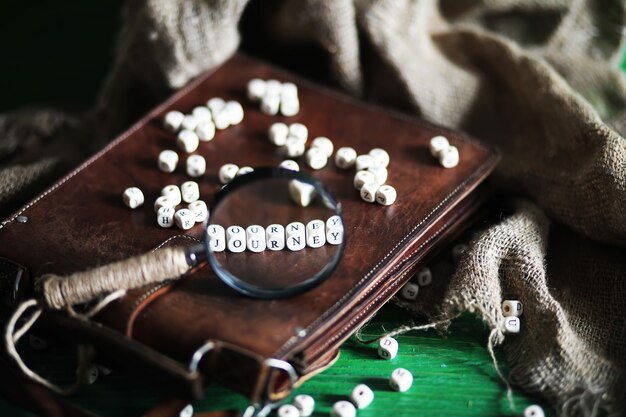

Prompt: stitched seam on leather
xmin=275 ymin=153 xmax=497 ymax=357
xmin=0 ymin=73 xmax=211 ymax=231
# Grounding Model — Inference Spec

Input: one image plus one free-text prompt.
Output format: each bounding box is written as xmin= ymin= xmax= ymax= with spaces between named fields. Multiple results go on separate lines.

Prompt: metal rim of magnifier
xmin=204 ymin=167 xmax=345 ymax=299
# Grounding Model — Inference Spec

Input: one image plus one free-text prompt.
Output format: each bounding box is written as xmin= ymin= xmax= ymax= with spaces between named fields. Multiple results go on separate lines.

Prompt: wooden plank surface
xmin=0 ymin=306 xmax=551 ymax=417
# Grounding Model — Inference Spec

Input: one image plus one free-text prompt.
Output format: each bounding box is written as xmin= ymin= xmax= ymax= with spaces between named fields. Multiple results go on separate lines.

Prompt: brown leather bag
xmin=0 ymin=54 xmax=498 ymax=410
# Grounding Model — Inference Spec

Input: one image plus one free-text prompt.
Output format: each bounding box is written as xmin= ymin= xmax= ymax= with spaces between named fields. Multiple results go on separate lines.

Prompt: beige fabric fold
xmin=1 ymin=1 xmax=625 ymax=415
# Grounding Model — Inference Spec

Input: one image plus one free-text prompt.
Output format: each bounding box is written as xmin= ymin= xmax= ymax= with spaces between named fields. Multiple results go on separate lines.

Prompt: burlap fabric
xmin=1 ymin=1 xmax=625 ymax=415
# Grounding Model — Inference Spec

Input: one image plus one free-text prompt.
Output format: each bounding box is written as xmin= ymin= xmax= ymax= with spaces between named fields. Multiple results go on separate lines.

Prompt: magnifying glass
xmin=203 ymin=167 xmax=345 ymax=298
xmin=37 ymin=168 xmax=346 ymax=310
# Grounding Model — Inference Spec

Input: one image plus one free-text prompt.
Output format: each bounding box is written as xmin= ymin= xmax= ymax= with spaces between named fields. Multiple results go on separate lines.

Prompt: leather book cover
xmin=0 ymin=54 xmax=499 ymax=402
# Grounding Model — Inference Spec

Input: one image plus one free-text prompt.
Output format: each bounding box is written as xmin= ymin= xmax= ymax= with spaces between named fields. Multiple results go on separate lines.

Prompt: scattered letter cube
xmin=174 ymin=209 xmax=195 ymax=230
xmin=502 ymin=300 xmax=523 ymax=317
xmin=331 ymin=401 xmax=356 ymax=417
xmin=219 ymin=164 xmax=239 ymax=184
xmin=186 ymin=155 xmax=206 ymax=177
xmin=158 ymin=150 xmax=179 ymax=173
xmin=389 ymin=368 xmax=413 ymax=392
xmin=157 ymin=206 xmax=175 ymax=228
xmin=375 ymin=185 xmax=397 ymax=206
xmin=400 ymin=282 xmax=419 ymax=300
xmin=377 ymin=336 xmax=398 ymax=360
xmin=292 ymin=394 xmax=315 ymax=417
xmin=504 ymin=316 xmax=521 ymax=333
xmin=188 ymin=200 xmax=208 ymax=223
xmin=335 ymin=147 xmax=357 ymax=169
xmin=350 ymin=384 xmax=374 ymax=409
xmin=123 ymin=187 xmax=144 ymax=209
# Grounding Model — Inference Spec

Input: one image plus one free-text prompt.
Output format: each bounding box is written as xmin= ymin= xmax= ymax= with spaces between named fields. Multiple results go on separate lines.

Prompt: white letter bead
xmin=219 ymin=164 xmax=239 ymax=184
xmin=439 ymin=145 xmax=459 ymax=168
xmin=157 ymin=206 xmax=175 ymax=228
xmin=246 ymin=225 xmax=266 ymax=253
xmin=369 ymin=148 xmax=390 ymax=167
xmin=163 ymin=110 xmax=184 ymax=132
xmin=236 ymin=166 xmax=254 ymax=177
xmin=282 ymin=137 xmax=306 ymax=158
xmin=123 ymin=187 xmax=144 ymax=209
xmin=277 ymin=404 xmax=299 ymax=417
xmin=161 ymin=185 xmax=182 ymax=205
xmin=158 ymin=150 xmax=179 ymax=173
xmin=281 ymin=82 xmax=298 ymax=99
xmin=335 ymin=147 xmax=357 ymax=169
xmin=265 ymin=79 xmax=283 ymax=96
xmin=326 ymin=215 xmax=343 ymax=230
xmin=226 ymin=226 xmax=246 ymax=253
xmin=181 ymin=181 xmax=200 ymax=203
xmin=331 ymin=401 xmax=356 ymax=417
xmin=355 ymin=154 xmax=375 ymax=171
xmin=289 ymin=180 xmax=316 ymax=207
xmin=266 ymin=224 xmax=285 ymax=251
xmin=154 ymin=196 xmax=176 ymax=213
xmin=279 ymin=159 xmax=299 ymax=172
xmin=354 ymin=170 xmax=376 ymax=190
xmin=502 ymin=300 xmax=523 ymax=317
xmin=174 ymin=209 xmax=195 ymax=230
xmin=306 ymin=147 xmax=328 ymax=170
xmin=326 ymin=227 xmax=344 ymax=246
xmin=292 ymin=394 xmax=315 ymax=417
xmin=280 ymin=98 xmax=300 ymax=117
xmin=207 ymin=97 xmax=225 ymax=114
xmin=375 ymin=185 xmax=397 ymax=206
xmin=192 ymin=106 xmax=212 ymax=122
xmin=360 ymin=182 xmax=379 ymax=203
xmin=311 ymin=136 xmax=334 ymax=157
xmin=504 ymin=316 xmax=521 ymax=333
xmin=269 ymin=122 xmax=289 ymax=146
xmin=350 ymin=384 xmax=374 ymax=409
xmin=177 ymin=129 xmax=200 ymax=153
xmin=288 ymin=123 xmax=308 ymax=142
xmin=260 ymin=94 xmax=280 ymax=115
xmin=326 ymin=215 xmax=344 ymax=246
xmin=368 ymin=166 xmax=388 ymax=185
xmin=286 ymin=222 xmax=306 ymax=251
xmin=195 ymin=120 xmax=215 ymax=142
xmin=225 ymin=101 xmax=244 ymax=125
xmin=179 ymin=404 xmax=193 ymax=417
xmin=524 ymin=405 xmax=545 ymax=417
xmin=401 ymin=282 xmax=419 ymax=300
xmin=186 ymin=155 xmax=206 ymax=177
xmin=247 ymin=78 xmax=267 ymax=101
xmin=207 ymin=225 xmax=226 ymax=252
xmin=389 ymin=368 xmax=413 ymax=392
xmin=188 ymin=200 xmax=209 ymax=223
xmin=416 ymin=267 xmax=432 ymax=286
xmin=377 ymin=336 xmax=398 ymax=360
xmin=306 ymin=219 xmax=326 ymax=248
xmin=213 ymin=108 xmax=231 ymax=130
xmin=181 ymin=115 xmax=199 ymax=131
xmin=430 ymin=135 xmax=450 ymax=158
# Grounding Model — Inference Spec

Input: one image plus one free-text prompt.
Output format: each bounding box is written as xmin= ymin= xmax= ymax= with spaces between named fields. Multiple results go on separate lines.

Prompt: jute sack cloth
xmin=1 ymin=1 xmax=625 ymax=416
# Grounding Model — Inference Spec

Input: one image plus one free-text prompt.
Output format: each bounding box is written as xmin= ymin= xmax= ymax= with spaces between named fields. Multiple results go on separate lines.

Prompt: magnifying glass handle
xmin=38 ymin=246 xmax=196 ymax=310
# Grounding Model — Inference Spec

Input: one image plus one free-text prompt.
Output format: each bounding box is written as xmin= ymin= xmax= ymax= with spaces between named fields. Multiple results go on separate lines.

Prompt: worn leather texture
xmin=0 ymin=54 xmax=498 ymax=402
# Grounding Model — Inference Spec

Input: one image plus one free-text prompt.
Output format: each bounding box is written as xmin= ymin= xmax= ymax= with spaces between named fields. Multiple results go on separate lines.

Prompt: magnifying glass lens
xmin=204 ymin=169 xmax=344 ymax=298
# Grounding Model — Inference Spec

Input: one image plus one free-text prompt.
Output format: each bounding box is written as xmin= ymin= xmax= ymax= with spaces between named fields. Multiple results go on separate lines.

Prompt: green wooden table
xmin=1 ymin=3 xmax=624 ymax=416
